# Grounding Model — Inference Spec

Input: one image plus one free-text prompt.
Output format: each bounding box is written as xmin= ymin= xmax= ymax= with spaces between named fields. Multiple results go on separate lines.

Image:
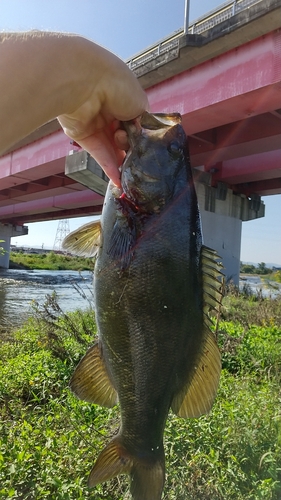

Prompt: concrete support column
xmin=200 ymin=209 xmax=242 ymax=284
xmin=195 ymin=178 xmax=265 ymax=285
xmin=0 ymin=225 xmax=11 ymax=268
xmin=0 ymin=224 xmax=28 ymax=269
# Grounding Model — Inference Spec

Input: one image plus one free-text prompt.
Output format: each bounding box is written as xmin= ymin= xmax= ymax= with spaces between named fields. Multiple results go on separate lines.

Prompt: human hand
xmin=58 ymin=44 xmax=148 ymax=187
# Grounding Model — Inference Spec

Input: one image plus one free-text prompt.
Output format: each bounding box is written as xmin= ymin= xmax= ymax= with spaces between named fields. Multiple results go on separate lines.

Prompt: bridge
xmin=0 ymin=0 xmax=280 ymax=281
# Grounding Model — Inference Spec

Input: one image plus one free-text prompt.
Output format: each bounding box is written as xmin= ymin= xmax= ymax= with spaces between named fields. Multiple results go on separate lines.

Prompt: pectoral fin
xmin=62 ymin=220 xmax=101 ymax=257
xmin=69 ymin=343 xmax=118 ymax=407
xmin=171 ymin=329 xmax=221 ymax=418
xmin=108 ymin=216 xmax=136 ymax=269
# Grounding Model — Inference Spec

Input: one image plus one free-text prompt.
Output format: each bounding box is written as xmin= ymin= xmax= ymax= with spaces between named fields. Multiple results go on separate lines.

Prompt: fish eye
xmin=168 ymin=141 xmax=182 ymax=157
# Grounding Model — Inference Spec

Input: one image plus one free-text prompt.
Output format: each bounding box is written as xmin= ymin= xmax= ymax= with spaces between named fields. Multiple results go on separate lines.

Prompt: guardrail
xmin=127 ymin=0 xmax=263 ymax=71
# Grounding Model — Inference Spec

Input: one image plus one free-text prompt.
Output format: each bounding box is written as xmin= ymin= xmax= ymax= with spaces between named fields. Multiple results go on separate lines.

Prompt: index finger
xmin=77 ymin=131 xmax=125 ymax=187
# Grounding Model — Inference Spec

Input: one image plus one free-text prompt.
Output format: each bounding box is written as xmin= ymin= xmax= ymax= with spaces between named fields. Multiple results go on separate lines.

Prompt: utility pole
xmin=53 ymin=219 xmax=70 ymax=252
xmin=184 ymin=0 xmax=190 ymax=34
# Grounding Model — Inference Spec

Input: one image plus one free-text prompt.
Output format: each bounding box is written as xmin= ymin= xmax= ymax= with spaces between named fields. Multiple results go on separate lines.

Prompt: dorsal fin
xmin=201 ymin=245 xmax=224 ymax=335
xmin=62 ymin=220 xmax=101 ymax=257
xmin=171 ymin=246 xmax=224 ymax=418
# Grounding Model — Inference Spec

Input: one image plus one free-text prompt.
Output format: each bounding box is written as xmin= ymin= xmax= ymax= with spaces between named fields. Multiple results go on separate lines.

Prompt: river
xmin=0 ymin=269 xmax=93 ymax=333
xmin=239 ymin=274 xmax=281 ymax=297
xmin=0 ymin=269 xmax=280 ymax=334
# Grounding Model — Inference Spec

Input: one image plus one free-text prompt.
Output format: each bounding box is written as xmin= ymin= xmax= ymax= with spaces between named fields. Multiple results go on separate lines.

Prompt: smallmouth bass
xmin=63 ymin=112 xmax=223 ymax=499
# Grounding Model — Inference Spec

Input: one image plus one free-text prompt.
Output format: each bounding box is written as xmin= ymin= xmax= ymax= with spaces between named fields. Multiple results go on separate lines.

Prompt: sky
xmin=1 ymin=0 xmax=281 ymax=265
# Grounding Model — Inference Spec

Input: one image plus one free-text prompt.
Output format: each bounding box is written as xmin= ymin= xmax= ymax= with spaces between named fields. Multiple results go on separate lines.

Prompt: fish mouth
xmin=140 ymin=112 xmax=182 ymax=129
xmin=122 ymin=112 xmax=182 ymax=149
xmin=120 ymin=112 xmax=183 ymax=186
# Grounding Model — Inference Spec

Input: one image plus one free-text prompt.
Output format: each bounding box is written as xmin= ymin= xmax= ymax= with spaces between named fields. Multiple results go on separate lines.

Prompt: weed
xmin=221 ymin=285 xmax=281 ymax=328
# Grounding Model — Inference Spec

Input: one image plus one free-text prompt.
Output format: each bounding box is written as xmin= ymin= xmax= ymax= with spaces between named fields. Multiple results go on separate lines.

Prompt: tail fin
xmin=88 ymin=435 xmax=165 ymax=500
xmin=130 ymin=457 xmax=165 ymax=500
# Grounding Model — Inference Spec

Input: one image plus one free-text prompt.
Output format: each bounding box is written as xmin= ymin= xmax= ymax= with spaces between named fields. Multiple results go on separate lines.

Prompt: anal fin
xmin=69 ymin=343 xmax=118 ymax=407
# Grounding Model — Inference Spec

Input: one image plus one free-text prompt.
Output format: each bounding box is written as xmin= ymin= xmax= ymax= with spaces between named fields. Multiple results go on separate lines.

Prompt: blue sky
xmin=2 ymin=0 xmax=281 ymax=265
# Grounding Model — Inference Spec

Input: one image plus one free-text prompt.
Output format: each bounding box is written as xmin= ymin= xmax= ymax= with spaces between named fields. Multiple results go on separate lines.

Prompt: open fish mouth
xmin=123 ymin=112 xmax=182 ymax=148
xmin=121 ymin=112 xmax=184 ymax=185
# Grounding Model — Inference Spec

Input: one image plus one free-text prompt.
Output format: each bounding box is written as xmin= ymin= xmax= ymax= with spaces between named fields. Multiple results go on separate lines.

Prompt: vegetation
xmin=9 ymin=254 xmax=281 ymax=282
xmin=268 ymin=271 xmax=281 ymax=284
xmin=240 ymin=261 xmax=281 ymax=282
xmin=240 ymin=262 xmax=272 ymax=275
xmin=9 ymin=251 xmax=94 ymax=271
xmin=0 ymin=240 xmax=5 ymax=256
xmin=0 ymin=289 xmax=280 ymax=499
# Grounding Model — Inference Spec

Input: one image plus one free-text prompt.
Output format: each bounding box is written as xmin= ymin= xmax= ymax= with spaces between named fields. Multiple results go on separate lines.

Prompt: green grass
xmin=0 ymin=292 xmax=280 ymax=499
xmin=9 ymin=251 xmax=94 ymax=271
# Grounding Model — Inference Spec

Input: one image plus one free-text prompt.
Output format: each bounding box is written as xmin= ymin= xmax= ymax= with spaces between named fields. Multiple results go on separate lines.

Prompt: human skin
xmin=0 ymin=32 xmax=148 ymax=186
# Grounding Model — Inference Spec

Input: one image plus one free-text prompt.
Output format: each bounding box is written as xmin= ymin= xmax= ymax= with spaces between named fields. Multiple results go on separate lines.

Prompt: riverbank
xmin=9 ymin=251 xmax=94 ymax=271
xmin=0 ymin=291 xmax=280 ymax=499
xmin=0 ymin=269 xmax=93 ymax=334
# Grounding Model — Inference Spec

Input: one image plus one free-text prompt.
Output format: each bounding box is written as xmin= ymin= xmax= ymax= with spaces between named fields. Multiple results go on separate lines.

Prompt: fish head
xmin=121 ymin=112 xmax=188 ymax=211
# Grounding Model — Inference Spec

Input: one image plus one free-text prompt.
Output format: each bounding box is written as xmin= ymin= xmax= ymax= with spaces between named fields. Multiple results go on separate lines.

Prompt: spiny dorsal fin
xmin=69 ymin=343 xmax=118 ymax=407
xmin=201 ymin=245 xmax=224 ymax=333
xmin=171 ymin=329 xmax=221 ymax=418
xmin=62 ymin=220 xmax=101 ymax=257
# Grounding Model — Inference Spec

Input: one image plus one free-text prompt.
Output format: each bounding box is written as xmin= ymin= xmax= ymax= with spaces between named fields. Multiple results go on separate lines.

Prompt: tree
xmin=240 ymin=263 xmax=256 ymax=274
xmin=257 ymin=262 xmax=270 ymax=275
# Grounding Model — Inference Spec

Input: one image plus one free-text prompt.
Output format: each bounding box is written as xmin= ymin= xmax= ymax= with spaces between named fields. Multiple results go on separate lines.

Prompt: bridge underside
xmin=0 ymin=10 xmax=280 ymax=226
xmin=147 ymin=29 xmax=281 ymax=198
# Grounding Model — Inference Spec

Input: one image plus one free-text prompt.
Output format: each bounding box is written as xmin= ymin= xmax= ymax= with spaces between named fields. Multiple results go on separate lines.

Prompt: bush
xmin=221 ymin=287 xmax=281 ymax=328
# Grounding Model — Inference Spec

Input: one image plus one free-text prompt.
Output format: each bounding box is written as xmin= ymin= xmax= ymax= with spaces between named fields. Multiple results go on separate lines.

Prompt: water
xmin=239 ymin=275 xmax=281 ymax=297
xmin=0 ymin=269 xmax=93 ymax=332
xmin=1 ymin=269 xmax=280 ymax=333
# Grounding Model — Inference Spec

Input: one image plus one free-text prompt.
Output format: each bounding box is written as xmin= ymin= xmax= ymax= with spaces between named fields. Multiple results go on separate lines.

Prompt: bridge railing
xmin=127 ymin=0 xmax=263 ymax=71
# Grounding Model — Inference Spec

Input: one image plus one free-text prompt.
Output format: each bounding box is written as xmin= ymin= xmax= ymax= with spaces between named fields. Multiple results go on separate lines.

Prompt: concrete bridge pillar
xmin=195 ymin=174 xmax=265 ymax=285
xmin=0 ymin=224 xmax=28 ymax=269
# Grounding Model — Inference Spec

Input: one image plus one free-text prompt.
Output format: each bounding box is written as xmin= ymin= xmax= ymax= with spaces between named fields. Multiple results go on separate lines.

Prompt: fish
xmin=63 ymin=112 xmax=223 ymax=500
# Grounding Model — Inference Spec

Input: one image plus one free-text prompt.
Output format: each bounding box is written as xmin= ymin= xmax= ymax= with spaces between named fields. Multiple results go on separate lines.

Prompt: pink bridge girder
xmin=0 ymin=30 xmax=280 ymax=224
